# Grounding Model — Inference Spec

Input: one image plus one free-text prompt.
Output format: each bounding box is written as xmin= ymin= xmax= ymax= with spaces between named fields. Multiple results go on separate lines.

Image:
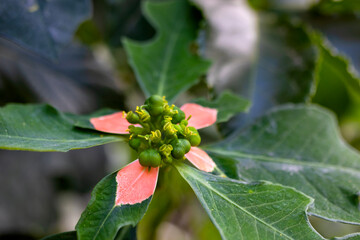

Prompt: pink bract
xmin=115 ymin=160 xmax=159 ymax=205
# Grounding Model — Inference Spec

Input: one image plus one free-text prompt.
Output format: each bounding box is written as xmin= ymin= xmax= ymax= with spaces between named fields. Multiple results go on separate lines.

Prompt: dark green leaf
xmin=176 ymin=163 xmax=323 ymax=239
xmin=123 ymin=0 xmax=211 ymax=103
xmin=206 ymin=105 xmax=360 ymax=224
xmin=0 ymin=0 xmax=91 ymax=59
xmin=193 ymin=91 xmax=250 ymax=123
xmin=0 ymin=104 xmax=122 ymax=152
xmin=41 ymin=231 xmax=77 ymax=240
xmin=76 ymin=170 xmax=151 ymax=240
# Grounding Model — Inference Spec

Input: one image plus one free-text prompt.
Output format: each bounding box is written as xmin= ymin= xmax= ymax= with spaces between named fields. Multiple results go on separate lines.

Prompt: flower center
xmin=126 ymin=95 xmax=201 ymax=167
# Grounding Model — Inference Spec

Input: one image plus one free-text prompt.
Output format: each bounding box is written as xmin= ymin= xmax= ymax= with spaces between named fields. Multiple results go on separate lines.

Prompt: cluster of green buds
xmin=125 ymin=95 xmax=201 ymax=168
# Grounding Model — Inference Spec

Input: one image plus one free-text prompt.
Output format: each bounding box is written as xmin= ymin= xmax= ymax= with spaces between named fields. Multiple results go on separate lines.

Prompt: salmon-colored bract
xmin=90 ymin=112 xmax=132 ymax=134
xmin=115 ymin=160 xmax=159 ymax=205
xmin=185 ymin=147 xmax=216 ymax=172
xmin=181 ymin=103 xmax=217 ymax=129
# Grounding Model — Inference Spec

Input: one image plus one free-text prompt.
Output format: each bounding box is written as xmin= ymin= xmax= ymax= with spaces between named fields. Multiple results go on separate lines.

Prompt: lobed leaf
xmin=0 ymin=104 xmax=122 ymax=152
xmin=123 ymin=0 xmax=211 ymax=103
xmin=176 ymin=163 xmax=323 ymax=240
xmin=206 ymin=104 xmax=360 ymax=224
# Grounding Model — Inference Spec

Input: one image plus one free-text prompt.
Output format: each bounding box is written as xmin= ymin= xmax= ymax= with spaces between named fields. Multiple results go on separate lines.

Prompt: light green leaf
xmin=76 ymin=170 xmax=151 ymax=240
xmin=193 ymin=91 xmax=251 ymax=123
xmin=0 ymin=104 xmax=122 ymax=152
xmin=123 ymin=0 xmax=211 ymax=103
xmin=205 ymin=104 xmax=360 ymax=224
xmin=176 ymin=163 xmax=323 ymax=239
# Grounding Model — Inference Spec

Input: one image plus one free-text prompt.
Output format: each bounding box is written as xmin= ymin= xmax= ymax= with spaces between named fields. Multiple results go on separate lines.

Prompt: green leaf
xmin=0 ymin=0 xmax=91 ymax=59
xmin=193 ymin=91 xmax=251 ymax=123
xmin=41 ymin=231 xmax=77 ymax=240
xmin=0 ymin=104 xmax=122 ymax=152
xmin=76 ymin=170 xmax=151 ymax=240
xmin=176 ymin=163 xmax=323 ymax=239
xmin=311 ymin=32 xmax=360 ymax=115
xmin=123 ymin=0 xmax=211 ymax=103
xmin=206 ymin=104 xmax=360 ymax=224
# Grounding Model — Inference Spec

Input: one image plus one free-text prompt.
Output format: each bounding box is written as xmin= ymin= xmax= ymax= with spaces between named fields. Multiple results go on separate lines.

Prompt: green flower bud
xmin=126 ymin=111 xmax=140 ymax=124
xmin=172 ymin=106 xmax=185 ymax=124
xmin=178 ymin=138 xmax=191 ymax=153
xmin=146 ymin=95 xmax=165 ymax=106
xmin=129 ymin=137 xmax=142 ymax=150
xmin=180 ymin=119 xmax=188 ymax=127
xmin=170 ymin=139 xmax=188 ymax=159
xmin=148 ymin=105 xmax=164 ymax=116
xmin=186 ymin=127 xmax=201 ymax=146
xmin=139 ymin=149 xmax=161 ymax=167
xmin=171 ymin=144 xmax=185 ymax=159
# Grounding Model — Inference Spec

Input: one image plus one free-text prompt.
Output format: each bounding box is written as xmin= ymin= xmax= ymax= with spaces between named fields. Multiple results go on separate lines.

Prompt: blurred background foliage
xmin=0 ymin=0 xmax=360 ymax=239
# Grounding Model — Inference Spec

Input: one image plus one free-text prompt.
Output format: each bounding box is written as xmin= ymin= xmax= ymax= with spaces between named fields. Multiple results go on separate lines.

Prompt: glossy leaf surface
xmin=206 ymin=105 xmax=360 ymax=224
xmin=177 ymin=163 xmax=323 ymax=240
xmin=123 ymin=0 xmax=210 ymax=103
xmin=0 ymin=104 xmax=122 ymax=152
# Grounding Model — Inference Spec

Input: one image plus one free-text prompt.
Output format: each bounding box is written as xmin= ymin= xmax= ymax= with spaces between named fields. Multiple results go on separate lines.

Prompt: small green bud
xmin=172 ymin=106 xmax=185 ymax=124
xmin=170 ymin=139 xmax=188 ymax=159
xmin=178 ymin=139 xmax=191 ymax=153
xmin=172 ymin=145 xmax=185 ymax=159
xmin=180 ymin=119 xmax=188 ymax=127
xmin=186 ymin=127 xmax=201 ymax=146
xmin=146 ymin=95 xmax=165 ymax=106
xmin=129 ymin=137 xmax=142 ymax=150
xmin=148 ymin=105 xmax=164 ymax=116
xmin=139 ymin=149 xmax=161 ymax=167
xmin=126 ymin=111 xmax=140 ymax=124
